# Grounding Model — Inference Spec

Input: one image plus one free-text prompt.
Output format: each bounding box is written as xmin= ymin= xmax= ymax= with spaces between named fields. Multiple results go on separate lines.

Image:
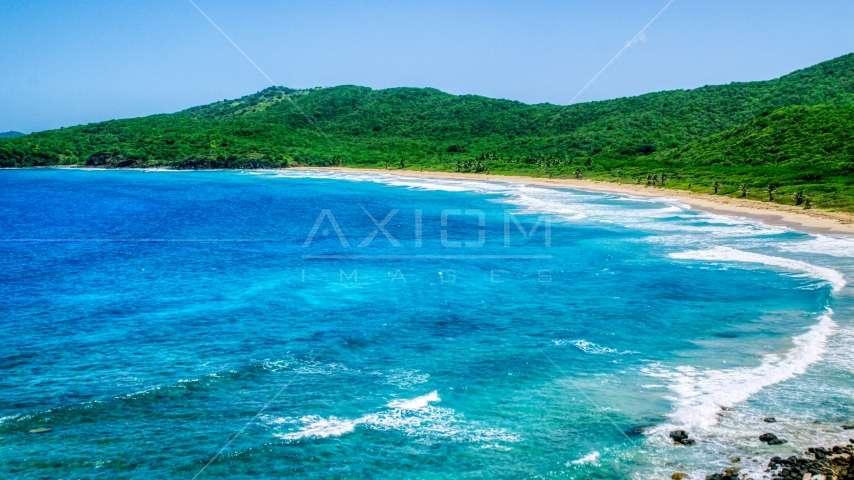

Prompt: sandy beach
xmin=300 ymin=167 xmax=854 ymax=236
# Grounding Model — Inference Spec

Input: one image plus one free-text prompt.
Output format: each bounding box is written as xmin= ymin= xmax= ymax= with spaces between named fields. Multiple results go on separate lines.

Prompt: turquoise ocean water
xmin=1 ymin=169 xmax=852 ymax=479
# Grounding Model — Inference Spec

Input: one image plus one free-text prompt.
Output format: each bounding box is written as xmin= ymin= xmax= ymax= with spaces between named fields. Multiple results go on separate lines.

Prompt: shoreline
xmin=300 ymin=166 xmax=854 ymax=477
xmin=6 ymin=165 xmax=853 ymax=477
xmin=299 ymin=167 xmax=854 ymax=236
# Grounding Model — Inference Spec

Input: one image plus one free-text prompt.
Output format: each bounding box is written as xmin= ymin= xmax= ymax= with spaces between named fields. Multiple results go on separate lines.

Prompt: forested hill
xmin=671 ymin=105 xmax=854 ymax=170
xmin=2 ymin=53 xmax=853 ymax=210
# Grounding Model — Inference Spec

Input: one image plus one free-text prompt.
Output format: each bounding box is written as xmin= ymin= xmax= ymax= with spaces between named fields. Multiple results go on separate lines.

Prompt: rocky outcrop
xmin=81 ymin=153 xmax=293 ymax=170
xmin=705 ymin=441 xmax=854 ymax=480
xmin=85 ymin=152 xmax=142 ymax=168
xmin=670 ymin=430 xmax=697 ymax=445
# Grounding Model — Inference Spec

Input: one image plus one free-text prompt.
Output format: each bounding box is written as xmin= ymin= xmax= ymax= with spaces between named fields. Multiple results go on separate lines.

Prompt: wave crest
xmin=645 ymin=310 xmax=835 ymax=430
xmin=669 ymin=246 xmax=846 ymax=291
xmin=275 ymin=391 xmax=519 ymax=444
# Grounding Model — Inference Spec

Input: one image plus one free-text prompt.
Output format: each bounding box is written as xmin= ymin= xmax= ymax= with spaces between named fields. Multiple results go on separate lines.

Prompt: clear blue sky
xmin=2 ymin=0 xmax=853 ymax=133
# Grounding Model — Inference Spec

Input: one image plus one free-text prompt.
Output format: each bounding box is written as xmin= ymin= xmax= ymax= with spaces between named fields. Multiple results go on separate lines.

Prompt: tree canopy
xmin=2 ymin=52 xmax=853 ymax=210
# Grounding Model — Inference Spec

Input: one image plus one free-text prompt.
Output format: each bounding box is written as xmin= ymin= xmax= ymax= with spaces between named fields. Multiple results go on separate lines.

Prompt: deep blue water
xmin=1 ymin=169 xmax=852 ymax=479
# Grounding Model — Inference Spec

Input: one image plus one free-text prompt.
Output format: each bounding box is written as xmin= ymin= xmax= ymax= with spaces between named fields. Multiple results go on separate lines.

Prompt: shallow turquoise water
xmin=0 ymin=169 xmax=852 ymax=479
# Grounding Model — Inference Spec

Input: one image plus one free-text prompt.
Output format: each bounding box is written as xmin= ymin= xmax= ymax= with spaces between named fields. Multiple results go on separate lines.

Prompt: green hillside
xmin=2 ymin=53 xmax=853 ymax=210
xmin=604 ymin=105 xmax=854 ymax=210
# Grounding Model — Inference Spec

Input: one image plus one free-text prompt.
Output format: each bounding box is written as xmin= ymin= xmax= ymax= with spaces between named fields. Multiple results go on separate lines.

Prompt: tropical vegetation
xmin=2 ymin=52 xmax=853 ymax=210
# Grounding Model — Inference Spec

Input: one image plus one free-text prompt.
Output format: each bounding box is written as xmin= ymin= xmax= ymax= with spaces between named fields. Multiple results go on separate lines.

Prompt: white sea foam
xmin=645 ymin=310 xmax=836 ymax=431
xmin=279 ymin=391 xmax=440 ymax=440
xmin=280 ymin=169 xmax=796 ymax=244
xmin=569 ymin=451 xmax=601 ymax=465
xmin=507 ymin=194 xmax=587 ymax=221
xmin=285 ymin=170 xmax=517 ymax=194
xmin=778 ymin=235 xmax=854 ymax=258
xmin=279 ymin=416 xmax=357 ymax=439
xmin=386 ymin=391 xmax=440 ymax=410
xmin=120 ymin=386 xmax=162 ymax=399
xmin=823 ymin=324 xmax=854 ymax=374
xmin=382 ymin=369 xmax=430 ymax=389
xmin=569 ymin=340 xmax=616 ymax=354
xmin=0 ymin=414 xmax=20 ymax=424
xmin=276 ymin=391 xmax=519 ymax=444
xmin=553 ymin=339 xmax=638 ymax=355
xmin=280 ymin=170 xmax=797 ymax=241
xmin=669 ymin=246 xmax=846 ymax=291
xmin=382 ymin=178 xmax=515 ymax=194
xmin=261 ymin=358 xmax=349 ymax=375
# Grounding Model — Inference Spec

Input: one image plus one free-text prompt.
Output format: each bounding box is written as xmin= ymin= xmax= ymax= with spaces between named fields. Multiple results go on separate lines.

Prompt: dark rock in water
xmin=760 ymin=432 xmax=788 ymax=444
xmin=843 ymin=424 xmax=854 ymax=430
xmin=670 ymin=430 xmax=689 ymax=442
xmin=682 ymin=438 xmax=696 ymax=445
xmin=764 ymin=417 xmax=777 ymax=423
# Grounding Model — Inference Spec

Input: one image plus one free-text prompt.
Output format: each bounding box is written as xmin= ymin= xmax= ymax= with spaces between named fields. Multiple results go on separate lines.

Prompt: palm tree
xmin=767 ymin=184 xmax=776 ymax=201
xmin=804 ymin=198 xmax=812 ymax=209
xmin=661 ymin=173 xmax=668 ymax=186
xmin=399 ymin=159 xmax=407 ymax=169
xmin=740 ymin=184 xmax=748 ymax=198
xmin=574 ymin=169 xmax=582 ymax=179
xmin=793 ymin=190 xmax=805 ymax=205
xmin=713 ymin=181 xmax=720 ymax=194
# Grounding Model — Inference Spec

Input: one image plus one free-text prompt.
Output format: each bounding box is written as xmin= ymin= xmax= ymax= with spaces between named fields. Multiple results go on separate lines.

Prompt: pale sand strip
xmin=296 ymin=167 xmax=854 ymax=235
